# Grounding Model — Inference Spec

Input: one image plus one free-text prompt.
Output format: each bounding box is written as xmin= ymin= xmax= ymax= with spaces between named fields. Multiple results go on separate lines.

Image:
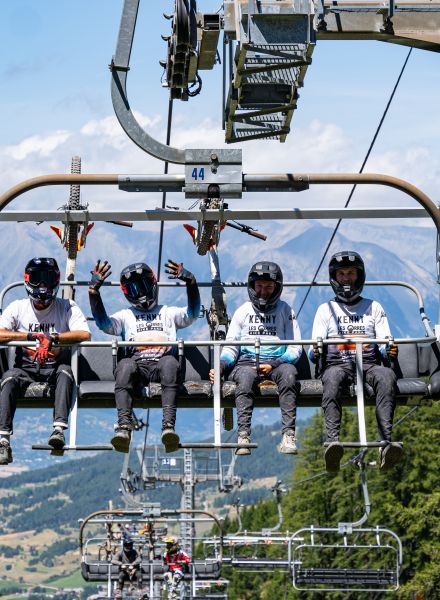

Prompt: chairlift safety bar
xmin=0 ymin=280 xmax=433 ymax=338
xmin=3 ymin=335 xmax=435 ymax=451
xmin=0 ymin=207 xmax=432 ymax=222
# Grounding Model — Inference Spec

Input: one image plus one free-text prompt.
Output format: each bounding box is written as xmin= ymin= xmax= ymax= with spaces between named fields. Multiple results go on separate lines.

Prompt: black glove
xmin=89 ymin=259 xmax=112 ymax=292
xmin=312 ymin=345 xmax=320 ymax=362
xmin=164 ymin=259 xmax=194 ymax=283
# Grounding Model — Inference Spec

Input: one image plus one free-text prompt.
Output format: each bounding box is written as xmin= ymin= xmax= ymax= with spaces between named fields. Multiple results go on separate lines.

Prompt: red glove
xmin=29 ymin=333 xmax=53 ymax=366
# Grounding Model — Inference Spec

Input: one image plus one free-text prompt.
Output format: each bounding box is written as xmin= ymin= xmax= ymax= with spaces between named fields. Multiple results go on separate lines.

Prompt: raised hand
xmin=89 ymin=259 xmax=112 ymax=293
xmin=164 ymin=259 xmax=194 ymax=283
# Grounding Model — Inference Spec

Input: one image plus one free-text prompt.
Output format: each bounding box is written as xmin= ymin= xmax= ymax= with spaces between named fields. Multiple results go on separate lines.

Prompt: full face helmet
xmin=164 ymin=537 xmax=179 ymax=554
xmin=247 ymin=262 xmax=283 ymax=313
xmin=329 ymin=251 xmax=365 ymax=303
xmin=24 ymin=257 xmax=60 ymax=308
xmin=120 ymin=263 xmax=158 ymax=311
xmin=123 ymin=537 xmax=134 ymax=551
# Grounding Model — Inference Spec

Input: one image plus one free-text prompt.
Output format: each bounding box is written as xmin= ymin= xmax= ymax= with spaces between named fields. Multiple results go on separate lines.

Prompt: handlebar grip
xmin=107 ymin=220 xmax=134 ymax=228
xmin=247 ymin=229 xmax=267 ymax=241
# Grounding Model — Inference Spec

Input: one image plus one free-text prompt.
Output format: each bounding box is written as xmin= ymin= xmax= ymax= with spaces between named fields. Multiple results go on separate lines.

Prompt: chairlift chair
xmin=291 ymin=525 xmax=402 ymax=593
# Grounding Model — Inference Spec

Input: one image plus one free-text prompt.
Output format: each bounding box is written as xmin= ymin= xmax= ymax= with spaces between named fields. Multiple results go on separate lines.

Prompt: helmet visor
xmin=26 ymin=269 xmax=59 ymax=287
xmin=121 ymin=273 xmax=156 ymax=299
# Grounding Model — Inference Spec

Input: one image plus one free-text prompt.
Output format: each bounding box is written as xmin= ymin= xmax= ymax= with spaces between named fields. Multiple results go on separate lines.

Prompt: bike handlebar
xmin=226 ymin=221 xmax=267 ymax=241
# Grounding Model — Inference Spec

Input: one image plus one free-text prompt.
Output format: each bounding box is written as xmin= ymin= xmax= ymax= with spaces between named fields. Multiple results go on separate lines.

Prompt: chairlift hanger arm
xmin=111 ymin=0 xmax=185 ymax=164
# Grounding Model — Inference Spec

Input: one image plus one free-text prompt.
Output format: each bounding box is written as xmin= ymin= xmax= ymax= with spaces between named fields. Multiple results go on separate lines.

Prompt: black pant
xmin=229 ymin=362 xmax=298 ymax=435
xmin=0 ymin=364 xmax=74 ymax=435
xmin=114 ymin=355 xmax=180 ymax=429
xmin=117 ymin=567 xmax=139 ymax=589
xmin=321 ymin=362 xmax=397 ymax=442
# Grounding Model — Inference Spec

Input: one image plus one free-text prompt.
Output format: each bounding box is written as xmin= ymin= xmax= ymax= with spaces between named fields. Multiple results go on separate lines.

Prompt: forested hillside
xmin=217 ymin=403 xmax=440 ymax=599
xmin=0 ymin=421 xmax=301 ymax=534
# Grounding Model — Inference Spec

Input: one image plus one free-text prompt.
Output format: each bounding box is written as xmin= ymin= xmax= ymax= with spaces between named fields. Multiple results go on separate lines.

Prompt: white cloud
xmin=2 ymin=130 xmax=72 ymax=160
xmin=0 ymin=111 xmax=439 ymax=234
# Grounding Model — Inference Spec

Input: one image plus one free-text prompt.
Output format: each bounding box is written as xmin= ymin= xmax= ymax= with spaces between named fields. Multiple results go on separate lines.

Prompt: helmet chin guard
xmin=329 ymin=251 xmax=365 ymax=303
xmin=247 ymin=262 xmax=283 ymax=313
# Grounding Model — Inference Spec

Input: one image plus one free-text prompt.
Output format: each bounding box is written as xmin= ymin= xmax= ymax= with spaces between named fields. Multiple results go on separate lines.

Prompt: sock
xmin=0 ymin=434 xmax=10 ymax=446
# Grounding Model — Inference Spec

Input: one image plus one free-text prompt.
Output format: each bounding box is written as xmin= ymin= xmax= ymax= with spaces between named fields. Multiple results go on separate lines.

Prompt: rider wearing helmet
xmin=88 ymin=258 xmax=200 ymax=453
xmin=210 ymin=261 xmax=302 ymax=455
xmin=163 ymin=537 xmax=191 ymax=600
xmin=309 ymin=251 xmax=402 ymax=473
xmin=0 ymin=258 xmax=90 ymax=465
xmin=112 ymin=537 xmax=142 ymax=598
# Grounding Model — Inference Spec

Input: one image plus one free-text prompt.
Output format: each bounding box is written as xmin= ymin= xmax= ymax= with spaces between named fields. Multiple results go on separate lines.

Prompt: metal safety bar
xmin=0 ymin=207 xmax=431 ymax=222
xmin=79 ymin=508 xmax=224 ymax=556
xmin=2 ymin=334 xmax=435 ymax=452
xmin=0 ymin=280 xmax=433 ymax=338
xmin=0 ymin=173 xmax=439 ymax=233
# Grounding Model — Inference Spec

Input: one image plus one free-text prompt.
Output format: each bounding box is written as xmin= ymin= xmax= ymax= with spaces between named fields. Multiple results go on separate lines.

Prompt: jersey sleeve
xmin=0 ymin=301 xmax=19 ymax=331
xmin=220 ymin=307 xmax=244 ymax=368
xmin=274 ymin=307 xmax=303 ymax=365
xmin=108 ymin=309 xmax=126 ymax=337
xmin=308 ymin=303 xmax=329 ymax=361
xmin=373 ymin=301 xmax=392 ymax=355
xmin=167 ymin=305 xmax=198 ymax=330
xmin=67 ymin=301 xmax=91 ymax=333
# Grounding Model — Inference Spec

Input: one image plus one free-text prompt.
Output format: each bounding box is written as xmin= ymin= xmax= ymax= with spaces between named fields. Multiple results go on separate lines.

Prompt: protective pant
xmin=0 ymin=364 xmax=73 ymax=435
xmin=114 ymin=355 xmax=180 ymax=429
xmin=229 ymin=362 xmax=298 ymax=435
xmin=165 ymin=570 xmax=183 ymax=596
xmin=321 ymin=362 xmax=397 ymax=442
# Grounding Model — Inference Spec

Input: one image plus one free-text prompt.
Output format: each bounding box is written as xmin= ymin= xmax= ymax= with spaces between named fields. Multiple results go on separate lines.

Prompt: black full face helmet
xmin=120 ymin=263 xmax=158 ymax=311
xmin=329 ymin=251 xmax=365 ymax=303
xmin=24 ymin=257 xmax=60 ymax=308
xmin=123 ymin=537 xmax=134 ymax=551
xmin=247 ymin=262 xmax=283 ymax=313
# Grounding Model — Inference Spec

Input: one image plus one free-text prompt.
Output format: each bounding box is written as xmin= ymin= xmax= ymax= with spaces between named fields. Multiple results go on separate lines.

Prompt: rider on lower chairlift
xmin=88 ymin=258 xmax=200 ymax=454
xmin=210 ymin=261 xmax=302 ymax=456
xmin=112 ymin=537 xmax=142 ymax=598
xmin=309 ymin=250 xmax=402 ymax=474
xmin=0 ymin=257 xmax=91 ymax=465
xmin=163 ymin=537 xmax=191 ymax=600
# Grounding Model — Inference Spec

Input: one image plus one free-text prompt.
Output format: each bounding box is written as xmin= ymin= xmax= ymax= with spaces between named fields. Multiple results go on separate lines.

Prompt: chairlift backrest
xmin=390 ymin=343 xmax=419 ymax=379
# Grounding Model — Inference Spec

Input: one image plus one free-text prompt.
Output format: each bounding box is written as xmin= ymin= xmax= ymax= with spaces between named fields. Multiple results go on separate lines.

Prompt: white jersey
xmin=0 ymin=298 xmax=90 ymax=367
xmin=221 ymin=300 xmax=302 ymax=368
xmin=107 ymin=304 xmax=196 ymax=361
xmin=310 ymin=297 xmax=392 ymax=365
